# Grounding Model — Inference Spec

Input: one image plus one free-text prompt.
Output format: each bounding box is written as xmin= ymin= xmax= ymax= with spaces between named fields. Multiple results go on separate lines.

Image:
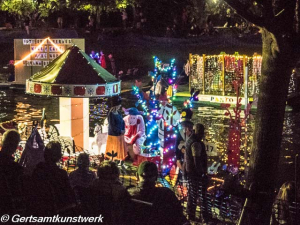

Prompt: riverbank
xmin=0 ymin=27 xmax=261 ymax=71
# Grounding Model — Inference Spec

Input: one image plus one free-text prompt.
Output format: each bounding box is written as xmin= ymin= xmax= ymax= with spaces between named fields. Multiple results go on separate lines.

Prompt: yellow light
xmin=15 ymin=38 xmax=48 ymax=66
xmin=47 ymin=38 xmax=64 ymax=53
xmin=15 ymin=37 xmax=63 ymax=66
xmin=211 ymin=177 xmax=224 ymax=183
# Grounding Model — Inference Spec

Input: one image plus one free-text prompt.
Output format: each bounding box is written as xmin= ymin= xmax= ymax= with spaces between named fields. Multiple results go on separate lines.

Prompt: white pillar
xmin=59 ymin=97 xmax=89 ymax=151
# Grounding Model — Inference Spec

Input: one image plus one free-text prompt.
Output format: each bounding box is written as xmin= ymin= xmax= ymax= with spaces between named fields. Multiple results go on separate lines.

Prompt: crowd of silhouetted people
xmin=0 ymin=129 xmax=189 ymax=225
xmin=1 ymin=129 xmax=299 ymax=225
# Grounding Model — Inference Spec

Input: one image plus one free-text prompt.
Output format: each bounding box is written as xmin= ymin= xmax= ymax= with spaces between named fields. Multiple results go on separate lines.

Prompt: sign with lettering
xmin=211 ymin=96 xmax=236 ymax=103
xmin=14 ymin=38 xmax=85 ymax=84
xmin=50 ymin=39 xmax=72 ymax=44
xmin=198 ymin=95 xmax=211 ymax=102
xmin=43 ymin=61 xmax=50 ymax=67
xmin=23 ymin=39 xmax=73 ymax=45
xmin=23 ymin=39 xmax=36 ymax=45
xmin=197 ymin=94 xmax=245 ymax=105
xmin=34 ymin=53 xmax=47 ymax=59
xmin=31 ymin=46 xmax=46 ymax=52
xmin=49 ymin=53 xmax=60 ymax=59
xmin=204 ymin=141 xmax=217 ymax=156
xmin=23 ymin=60 xmax=43 ymax=66
xmin=19 ymin=39 xmax=70 ymax=67
xmin=49 ymin=46 xmax=65 ymax=52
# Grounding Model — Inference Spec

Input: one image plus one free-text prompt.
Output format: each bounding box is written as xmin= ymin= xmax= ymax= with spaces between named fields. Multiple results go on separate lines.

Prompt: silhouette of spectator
xmin=181 ymin=122 xmax=209 ymax=223
xmin=140 ymin=12 xmax=146 ymax=29
xmin=19 ymin=127 xmax=45 ymax=176
xmin=0 ymin=130 xmax=23 ymax=214
xmin=165 ymin=26 xmax=173 ymax=38
xmin=271 ymin=181 xmax=299 ymax=225
xmin=122 ymin=9 xmax=128 ymax=29
xmin=108 ymin=54 xmax=117 ymax=77
xmin=135 ymin=12 xmax=141 ymax=30
xmin=24 ymin=16 xmax=30 ymax=35
xmin=86 ymin=15 xmax=95 ymax=34
xmin=190 ymin=23 xmax=201 ymax=36
xmin=175 ymin=125 xmax=185 ymax=171
xmin=31 ymin=141 xmax=75 ymax=216
xmin=128 ymin=161 xmax=189 ymax=225
xmin=201 ymin=22 xmax=210 ymax=36
xmin=182 ymin=9 xmax=188 ymax=27
xmin=69 ymin=153 xmax=96 ymax=188
xmin=208 ymin=20 xmax=216 ymax=35
xmin=57 ymin=15 xmax=63 ymax=28
xmin=99 ymin=51 xmax=107 ymax=69
xmin=91 ymin=161 xmax=130 ymax=224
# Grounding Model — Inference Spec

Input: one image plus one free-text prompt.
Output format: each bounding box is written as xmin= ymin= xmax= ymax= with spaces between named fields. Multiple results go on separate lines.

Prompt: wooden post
xmin=203 ymin=54 xmax=206 ymax=95
xmin=189 ymin=53 xmax=192 ymax=94
xmin=243 ymin=56 xmax=248 ymax=109
xmin=222 ymin=54 xmax=225 ymax=96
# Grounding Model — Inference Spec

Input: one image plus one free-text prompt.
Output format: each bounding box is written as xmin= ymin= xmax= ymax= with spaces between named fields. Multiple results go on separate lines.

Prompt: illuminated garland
xmin=130 ymin=56 xmax=181 ymax=171
xmin=183 ymin=99 xmax=193 ymax=108
xmin=131 ymin=85 xmax=160 ymax=150
xmin=132 ymin=85 xmax=149 ymax=113
xmin=190 ymin=52 xmax=262 ymax=97
xmin=153 ymin=56 xmax=177 ymax=86
xmin=154 ymin=56 xmax=180 ymax=171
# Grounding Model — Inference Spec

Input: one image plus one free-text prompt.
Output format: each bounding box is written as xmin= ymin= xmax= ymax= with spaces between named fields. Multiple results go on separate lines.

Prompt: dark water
xmin=0 ymin=88 xmax=299 ymax=188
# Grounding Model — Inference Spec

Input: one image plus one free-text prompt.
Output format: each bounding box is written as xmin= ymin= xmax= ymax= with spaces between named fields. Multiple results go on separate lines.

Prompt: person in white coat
xmin=123 ymin=108 xmax=146 ymax=160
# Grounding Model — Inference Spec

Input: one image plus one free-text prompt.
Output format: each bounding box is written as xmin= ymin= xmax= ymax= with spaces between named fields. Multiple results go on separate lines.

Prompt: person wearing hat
xmin=176 ymin=107 xmax=194 ymax=171
xmin=128 ymin=161 xmax=189 ymax=225
xmin=105 ymin=96 xmax=127 ymax=160
xmin=123 ymin=107 xmax=146 ymax=160
xmin=181 ymin=122 xmax=209 ymax=223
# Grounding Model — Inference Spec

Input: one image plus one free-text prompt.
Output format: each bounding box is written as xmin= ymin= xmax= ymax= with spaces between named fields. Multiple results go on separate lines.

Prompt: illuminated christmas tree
xmin=133 ymin=57 xmax=181 ymax=172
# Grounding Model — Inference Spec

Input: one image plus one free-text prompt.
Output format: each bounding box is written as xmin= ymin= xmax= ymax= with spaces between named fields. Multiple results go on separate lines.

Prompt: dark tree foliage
xmin=223 ymin=0 xmax=300 ymax=224
xmin=139 ymin=0 xmax=193 ymax=36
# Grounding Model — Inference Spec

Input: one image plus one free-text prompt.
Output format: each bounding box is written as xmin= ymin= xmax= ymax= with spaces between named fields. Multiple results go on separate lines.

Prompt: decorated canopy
xmin=26 ymin=46 xmax=120 ymax=97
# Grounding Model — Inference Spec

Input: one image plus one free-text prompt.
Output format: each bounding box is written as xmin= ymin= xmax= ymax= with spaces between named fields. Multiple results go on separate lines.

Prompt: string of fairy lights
xmin=132 ymin=56 xmax=180 ymax=171
xmin=190 ymin=52 xmax=262 ymax=97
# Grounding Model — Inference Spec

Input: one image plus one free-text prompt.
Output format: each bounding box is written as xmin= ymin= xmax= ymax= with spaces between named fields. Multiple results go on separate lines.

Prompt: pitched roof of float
xmin=30 ymin=45 xmax=117 ymax=84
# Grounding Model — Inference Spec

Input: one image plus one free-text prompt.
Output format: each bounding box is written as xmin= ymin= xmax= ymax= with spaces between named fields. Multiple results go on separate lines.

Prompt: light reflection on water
xmin=0 ymin=88 xmax=299 ymax=187
xmin=0 ymin=89 xmax=59 ymax=124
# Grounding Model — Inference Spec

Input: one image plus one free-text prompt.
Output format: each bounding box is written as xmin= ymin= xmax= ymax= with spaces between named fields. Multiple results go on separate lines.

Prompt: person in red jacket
xmin=99 ymin=51 xmax=107 ymax=69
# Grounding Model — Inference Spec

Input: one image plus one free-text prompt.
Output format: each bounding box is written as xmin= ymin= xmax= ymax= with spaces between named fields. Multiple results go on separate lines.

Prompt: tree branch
xmin=271 ymin=0 xmax=298 ymax=34
xmin=223 ymin=0 xmax=265 ymax=27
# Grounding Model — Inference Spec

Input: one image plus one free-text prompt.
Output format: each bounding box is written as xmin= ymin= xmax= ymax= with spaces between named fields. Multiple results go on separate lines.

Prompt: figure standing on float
xmin=105 ymin=96 xmax=127 ymax=160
